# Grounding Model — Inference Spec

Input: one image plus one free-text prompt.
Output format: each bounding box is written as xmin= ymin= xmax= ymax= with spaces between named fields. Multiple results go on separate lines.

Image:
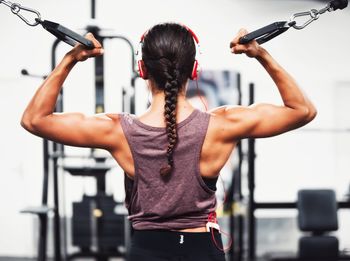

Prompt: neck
xmin=147 ymin=84 xmax=194 ymax=115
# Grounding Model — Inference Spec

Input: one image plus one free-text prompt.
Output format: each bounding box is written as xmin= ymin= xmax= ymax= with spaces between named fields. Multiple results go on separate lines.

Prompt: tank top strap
xmin=119 ymin=112 xmax=137 ymax=146
xmin=185 ymin=109 xmax=210 ymax=157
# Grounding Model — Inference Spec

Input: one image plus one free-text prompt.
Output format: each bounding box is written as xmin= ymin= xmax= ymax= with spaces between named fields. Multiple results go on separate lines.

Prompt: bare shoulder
xmin=101 ymin=113 xmax=126 ymax=134
xmin=94 ymin=113 xmax=124 ymax=127
xmin=207 ymin=105 xmax=258 ymax=142
xmin=96 ymin=113 xmax=121 ymax=121
xmin=92 ymin=113 xmax=126 ymax=150
xmin=208 ymin=105 xmax=256 ymax=122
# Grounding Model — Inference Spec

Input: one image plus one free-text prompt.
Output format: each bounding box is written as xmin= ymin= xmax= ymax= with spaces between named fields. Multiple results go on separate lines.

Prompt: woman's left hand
xmin=230 ymin=28 xmax=262 ymax=58
xmin=66 ymin=32 xmax=104 ymax=62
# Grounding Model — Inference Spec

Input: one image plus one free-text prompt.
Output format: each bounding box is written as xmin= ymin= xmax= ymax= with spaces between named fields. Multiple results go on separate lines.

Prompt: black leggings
xmin=127 ymin=229 xmax=226 ymax=261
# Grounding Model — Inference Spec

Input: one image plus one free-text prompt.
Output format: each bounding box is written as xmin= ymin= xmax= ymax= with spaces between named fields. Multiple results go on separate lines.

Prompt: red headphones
xmin=136 ymin=24 xmax=201 ymax=81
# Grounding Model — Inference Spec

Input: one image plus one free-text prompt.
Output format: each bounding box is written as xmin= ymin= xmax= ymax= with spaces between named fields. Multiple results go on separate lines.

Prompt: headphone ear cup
xmin=138 ymin=60 xmax=148 ymax=79
xmin=191 ymin=60 xmax=199 ymax=80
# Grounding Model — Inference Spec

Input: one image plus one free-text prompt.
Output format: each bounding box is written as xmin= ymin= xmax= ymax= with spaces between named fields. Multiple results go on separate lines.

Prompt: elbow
xmin=307 ymin=106 xmax=317 ymax=122
xmin=20 ymin=113 xmax=33 ymax=132
xmin=20 ymin=113 xmax=40 ymax=133
xmin=305 ymin=102 xmax=317 ymax=123
xmin=299 ymin=105 xmax=317 ymax=124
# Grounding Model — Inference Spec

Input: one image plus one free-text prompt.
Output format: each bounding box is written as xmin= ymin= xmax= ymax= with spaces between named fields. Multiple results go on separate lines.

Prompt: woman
xmin=21 ymin=23 xmax=317 ymax=260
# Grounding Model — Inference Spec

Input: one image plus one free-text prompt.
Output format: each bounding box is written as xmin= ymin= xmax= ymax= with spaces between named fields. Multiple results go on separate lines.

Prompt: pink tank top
xmin=120 ymin=109 xmax=217 ymax=230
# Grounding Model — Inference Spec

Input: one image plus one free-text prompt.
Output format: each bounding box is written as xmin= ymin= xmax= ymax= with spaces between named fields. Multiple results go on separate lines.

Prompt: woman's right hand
xmin=66 ymin=32 xmax=104 ymax=62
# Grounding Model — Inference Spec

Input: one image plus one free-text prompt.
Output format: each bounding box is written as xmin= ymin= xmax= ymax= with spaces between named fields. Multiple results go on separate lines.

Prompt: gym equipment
xmin=297 ymin=189 xmax=339 ymax=260
xmin=20 ymin=206 xmax=53 ymax=261
xmin=69 ymin=193 xmax=128 ymax=260
xmin=38 ymin=20 xmax=94 ymax=49
xmin=239 ymin=0 xmax=348 ymax=45
xmin=48 ymin=34 xmax=135 ymax=261
xmin=17 ymin=1 xmax=137 ymax=260
xmin=21 ymin=69 xmax=47 ymax=79
xmin=0 ymin=0 xmax=94 ymax=48
xmin=46 ymin=1 xmax=137 ymax=259
xmin=264 ymin=190 xmax=342 ymax=261
xmin=247 ymin=83 xmax=256 ymax=261
xmin=234 ymin=82 xmax=350 ymax=260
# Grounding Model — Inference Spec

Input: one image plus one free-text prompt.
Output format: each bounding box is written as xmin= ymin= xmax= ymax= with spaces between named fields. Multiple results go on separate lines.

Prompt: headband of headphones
xmin=137 ymin=24 xmax=201 ymax=80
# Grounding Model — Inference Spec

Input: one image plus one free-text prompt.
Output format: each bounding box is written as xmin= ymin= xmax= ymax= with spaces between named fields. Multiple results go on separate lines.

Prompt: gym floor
xmin=0 ymin=257 xmax=124 ymax=261
xmin=0 ymin=257 xmax=266 ymax=261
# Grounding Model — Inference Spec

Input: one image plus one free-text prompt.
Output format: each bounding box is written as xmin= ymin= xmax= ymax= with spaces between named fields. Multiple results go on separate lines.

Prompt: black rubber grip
xmin=330 ymin=0 xmax=348 ymax=10
xmin=56 ymin=24 xmax=95 ymax=49
xmin=40 ymin=20 xmax=94 ymax=49
xmin=238 ymin=22 xmax=291 ymax=45
xmin=239 ymin=35 xmax=253 ymax=45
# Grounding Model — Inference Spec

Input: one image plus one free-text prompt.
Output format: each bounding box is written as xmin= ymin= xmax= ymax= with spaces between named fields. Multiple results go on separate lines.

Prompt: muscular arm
xmin=20 ymin=34 xmax=119 ymax=150
xmin=215 ymin=29 xmax=317 ymax=140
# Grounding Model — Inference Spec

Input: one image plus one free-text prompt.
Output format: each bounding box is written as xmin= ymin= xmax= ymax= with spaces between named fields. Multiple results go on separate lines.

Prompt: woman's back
xmin=109 ymin=104 xmax=237 ymax=181
xmin=119 ymin=108 xmax=218 ymax=230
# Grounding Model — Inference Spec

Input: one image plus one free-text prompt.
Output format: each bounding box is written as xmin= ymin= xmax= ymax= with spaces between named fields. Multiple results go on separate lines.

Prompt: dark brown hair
xmin=142 ymin=23 xmax=196 ymax=176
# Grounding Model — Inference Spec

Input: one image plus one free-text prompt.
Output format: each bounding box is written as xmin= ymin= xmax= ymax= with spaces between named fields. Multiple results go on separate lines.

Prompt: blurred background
xmin=0 ymin=0 xmax=349 ymax=260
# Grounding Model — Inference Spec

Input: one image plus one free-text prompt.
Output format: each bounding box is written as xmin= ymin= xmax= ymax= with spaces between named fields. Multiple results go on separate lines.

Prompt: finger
xmin=238 ymin=28 xmax=248 ymax=37
xmin=231 ymin=45 xmax=246 ymax=54
xmin=230 ymin=36 xmax=240 ymax=48
xmin=85 ymin=32 xmax=102 ymax=48
xmin=86 ymin=47 xmax=104 ymax=57
xmin=230 ymin=28 xmax=249 ymax=48
xmin=236 ymin=28 xmax=249 ymax=45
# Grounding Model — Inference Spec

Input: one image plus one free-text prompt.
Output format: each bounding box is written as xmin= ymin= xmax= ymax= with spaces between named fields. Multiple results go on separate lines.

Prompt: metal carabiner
xmin=290 ymin=9 xmax=320 ymax=30
xmin=10 ymin=2 xmax=41 ymax=26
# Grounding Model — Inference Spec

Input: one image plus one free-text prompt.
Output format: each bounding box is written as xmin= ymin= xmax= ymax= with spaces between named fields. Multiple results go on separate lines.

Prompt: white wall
xmin=1 ymin=0 xmax=350 ymax=257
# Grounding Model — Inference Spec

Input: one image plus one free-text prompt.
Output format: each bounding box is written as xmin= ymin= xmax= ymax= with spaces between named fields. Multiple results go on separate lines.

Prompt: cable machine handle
xmin=238 ymin=21 xmax=294 ymax=45
xmin=238 ymin=0 xmax=348 ymax=45
xmin=38 ymin=19 xmax=95 ymax=49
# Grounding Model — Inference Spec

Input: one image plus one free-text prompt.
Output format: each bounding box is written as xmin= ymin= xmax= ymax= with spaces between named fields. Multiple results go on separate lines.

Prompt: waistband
xmin=131 ymin=229 xmax=223 ymax=255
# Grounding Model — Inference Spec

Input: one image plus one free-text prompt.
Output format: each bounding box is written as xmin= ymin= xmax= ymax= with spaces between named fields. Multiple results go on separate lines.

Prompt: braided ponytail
xmin=141 ymin=23 xmax=196 ymax=177
xmin=159 ymin=69 xmax=180 ymax=176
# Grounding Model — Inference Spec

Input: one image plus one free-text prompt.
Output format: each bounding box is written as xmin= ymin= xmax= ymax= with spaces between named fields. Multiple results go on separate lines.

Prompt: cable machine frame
xmin=40 ymin=1 xmax=138 ymax=260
